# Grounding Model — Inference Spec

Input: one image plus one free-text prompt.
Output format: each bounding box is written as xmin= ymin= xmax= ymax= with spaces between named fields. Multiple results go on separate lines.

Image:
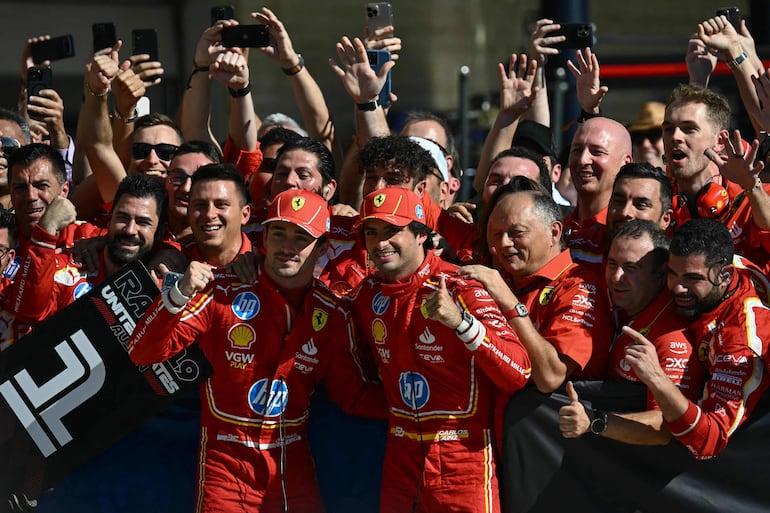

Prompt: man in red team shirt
xmin=623 ymin=218 xmax=770 ymax=459
xmin=129 ymin=188 xmax=385 ymax=512
xmin=348 ymin=186 xmax=530 ymax=513
xmin=559 ymin=220 xmax=703 ymax=444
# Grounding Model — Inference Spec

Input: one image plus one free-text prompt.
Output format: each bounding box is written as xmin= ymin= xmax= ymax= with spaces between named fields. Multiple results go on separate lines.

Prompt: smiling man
xmin=622 ymin=218 xmax=770 ymax=459
xmin=7 ymin=174 xmax=166 ymax=343
xmin=129 ymin=188 xmax=385 ymax=513
xmin=565 ymin=117 xmax=633 ymax=269
xmin=349 ymin=186 xmax=530 ymax=513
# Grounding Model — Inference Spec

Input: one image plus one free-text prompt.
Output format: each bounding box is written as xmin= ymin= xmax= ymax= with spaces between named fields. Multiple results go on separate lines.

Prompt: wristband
xmin=727 ymin=51 xmax=748 ymax=69
xmin=86 ymin=81 xmax=110 ymax=98
xmin=114 ymin=107 xmax=138 ymax=123
xmin=578 ymin=109 xmax=600 ymax=123
xmin=282 ymin=54 xmax=305 ymax=76
xmin=357 ymin=99 xmax=380 ymax=111
xmin=186 ymin=65 xmax=210 ymax=89
xmin=228 ymin=82 xmax=251 ymax=98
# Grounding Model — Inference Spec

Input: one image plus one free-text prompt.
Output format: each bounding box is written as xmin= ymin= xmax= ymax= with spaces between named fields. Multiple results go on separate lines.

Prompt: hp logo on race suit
xmin=232 ymin=292 xmax=260 ymax=320
xmin=399 ymin=371 xmax=430 ymax=409
xmin=372 ymin=291 xmax=390 ymax=315
xmin=248 ymin=378 xmax=288 ymax=417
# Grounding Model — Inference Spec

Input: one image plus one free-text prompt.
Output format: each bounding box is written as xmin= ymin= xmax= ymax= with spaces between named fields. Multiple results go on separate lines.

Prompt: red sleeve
xmin=666 ymin=297 xmax=770 ymax=459
xmin=647 ymin=329 xmax=704 ymax=409
xmin=453 ymin=279 xmax=531 ymax=393
xmin=128 ymin=286 xmax=212 ymax=365
xmin=321 ymin=307 xmax=388 ymax=419
xmin=222 ymin=135 xmax=263 ymax=181
xmin=11 ymin=224 xmax=78 ymax=323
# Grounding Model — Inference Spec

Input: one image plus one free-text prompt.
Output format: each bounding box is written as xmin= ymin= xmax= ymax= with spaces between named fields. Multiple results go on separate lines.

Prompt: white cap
xmin=409 ymin=136 xmax=449 ymax=182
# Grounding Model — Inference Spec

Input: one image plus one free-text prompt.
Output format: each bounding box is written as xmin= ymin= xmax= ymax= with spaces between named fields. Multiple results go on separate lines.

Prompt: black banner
xmin=0 ymin=261 xmax=211 ymax=508
xmin=502 ymin=381 xmax=770 ymax=513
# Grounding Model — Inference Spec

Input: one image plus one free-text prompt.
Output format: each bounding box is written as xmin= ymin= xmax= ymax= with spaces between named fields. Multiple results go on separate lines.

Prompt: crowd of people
xmin=1 ymin=6 xmax=770 ymax=513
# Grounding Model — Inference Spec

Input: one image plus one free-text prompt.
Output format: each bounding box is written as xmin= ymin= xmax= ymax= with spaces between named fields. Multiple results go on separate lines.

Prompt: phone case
xmin=367 ymin=49 xmax=392 ymax=107
xmin=132 ymin=29 xmax=158 ymax=60
xmin=211 ymin=5 xmax=235 ymax=26
xmin=553 ymin=23 xmax=594 ymax=50
xmin=30 ymin=35 xmax=75 ymax=64
xmin=92 ymin=23 xmax=117 ymax=53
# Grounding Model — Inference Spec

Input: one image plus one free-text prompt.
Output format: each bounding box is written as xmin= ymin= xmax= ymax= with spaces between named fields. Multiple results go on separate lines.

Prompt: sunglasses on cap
xmin=630 ymin=129 xmax=662 ymax=146
xmin=0 ymin=136 xmax=21 ymax=156
xmin=131 ymin=142 xmax=179 ymax=161
xmin=167 ymin=169 xmax=194 ymax=187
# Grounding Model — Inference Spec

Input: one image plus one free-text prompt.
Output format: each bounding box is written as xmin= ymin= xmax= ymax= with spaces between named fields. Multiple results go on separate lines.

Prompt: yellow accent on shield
xmin=312 ymin=308 xmax=328 ymax=331
xmin=539 ymin=286 xmax=555 ymax=306
xmin=373 ymin=193 xmax=386 ymax=207
xmin=292 ymin=196 xmax=305 ymax=210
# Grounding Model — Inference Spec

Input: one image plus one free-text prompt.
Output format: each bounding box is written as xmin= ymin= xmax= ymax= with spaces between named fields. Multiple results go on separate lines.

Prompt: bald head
xmin=569 ymin=117 xmax=633 ymax=216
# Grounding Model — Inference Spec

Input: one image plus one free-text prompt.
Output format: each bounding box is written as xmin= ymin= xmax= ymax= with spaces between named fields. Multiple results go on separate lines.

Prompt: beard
xmin=674 ymin=286 xmax=723 ymax=318
xmin=106 ymin=234 xmax=150 ymax=266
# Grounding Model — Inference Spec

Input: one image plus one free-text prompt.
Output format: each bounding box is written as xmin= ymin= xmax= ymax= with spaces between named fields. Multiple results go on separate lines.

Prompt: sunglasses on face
xmin=631 ymin=129 xmax=662 ymax=145
xmin=131 ymin=142 xmax=179 ymax=161
xmin=0 ymin=136 xmax=21 ymax=157
xmin=167 ymin=169 xmax=194 ymax=187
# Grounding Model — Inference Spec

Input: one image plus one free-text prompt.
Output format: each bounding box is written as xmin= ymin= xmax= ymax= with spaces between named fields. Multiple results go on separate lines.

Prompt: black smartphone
xmin=367 ymin=49 xmax=392 ymax=107
xmin=92 ymin=22 xmax=117 ymax=53
xmin=131 ymin=29 xmax=158 ymax=60
xmin=221 ymin=25 xmax=269 ymax=48
xmin=27 ymin=66 xmax=53 ymax=120
xmin=553 ymin=23 xmax=595 ymax=50
xmin=366 ymin=2 xmax=393 ymax=33
xmin=211 ymin=5 xmax=235 ymax=26
xmin=716 ymin=7 xmax=741 ymax=31
xmin=30 ymin=35 xmax=75 ymax=64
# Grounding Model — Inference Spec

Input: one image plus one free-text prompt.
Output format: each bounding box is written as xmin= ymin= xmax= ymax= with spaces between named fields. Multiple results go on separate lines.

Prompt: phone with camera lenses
xmin=211 ymin=5 xmax=235 ymax=26
xmin=30 ymin=34 xmax=75 ymax=64
xmin=132 ymin=29 xmax=158 ymax=60
xmin=221 ymin=25 xmax=269 ymax=48
xmin=553 ymin=23 xmax=595 ymax=50
xmin=366 ymin=2 xmax=393 ymax=33
xmin=716 ymin=7 xmax=741 ymax=31
xmin=27 ymin=66 xmax=53 ymax=121
xmin=92 ymin=23 xmax=117 ymax=53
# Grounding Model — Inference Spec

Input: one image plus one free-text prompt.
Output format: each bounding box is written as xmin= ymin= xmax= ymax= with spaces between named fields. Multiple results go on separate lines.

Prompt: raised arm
xmin=473 ymin=54 xmax=539 ymax=193
xmin=253 ymin=7 xmax=333 ymax=151
xmin=524 ymin=18 xmax=565 ymax=126
xmin=210 ymin=49 xmax=257 ymax=152
xmin=567 ymin=47 xmax=608 ymax=116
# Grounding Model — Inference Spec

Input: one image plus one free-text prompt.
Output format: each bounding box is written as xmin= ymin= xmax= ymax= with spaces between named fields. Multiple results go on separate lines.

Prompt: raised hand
xmin=567 ymin=48 xmax=607 ymax=114
xmin=329 ymin=36 xmax=393 ymax=104
xmin=559 ymin=381 xmax=591 ymax=438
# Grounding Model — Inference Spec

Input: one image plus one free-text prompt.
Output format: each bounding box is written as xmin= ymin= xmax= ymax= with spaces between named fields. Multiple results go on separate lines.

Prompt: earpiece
xmin=322 ymin=185 xmax=331 ymax=197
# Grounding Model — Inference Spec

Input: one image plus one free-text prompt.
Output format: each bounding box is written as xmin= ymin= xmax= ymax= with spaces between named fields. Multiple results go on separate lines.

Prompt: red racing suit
xmin=665 ymin=258 xmax=770 ymax=459
xmin=128 ymin=267 xmax=386 ymax=513
xmin=564 ymin=206 xmax=608 ymax=278
xmin=347 ymin=252 xmax=531 ymax=513
xmin=607 ymin=290 xmax=704 ymax=409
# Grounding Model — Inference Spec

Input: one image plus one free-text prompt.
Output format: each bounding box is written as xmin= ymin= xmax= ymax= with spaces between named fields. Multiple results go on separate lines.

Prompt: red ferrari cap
xmin=263 ymin=189 xmax=330 ymax=238
xmin=360 ymin=187 xmax=425 ymax=227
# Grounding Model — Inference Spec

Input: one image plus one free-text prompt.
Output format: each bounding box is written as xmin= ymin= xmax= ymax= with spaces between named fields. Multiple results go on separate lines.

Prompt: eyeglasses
xmin=167 ymin=169 xmax=194 ymax=187
xmin=631 ymin=129 xmax=662 ymax=145
xmin=0 ymin=137 xmax=21 ymax=157
xmin=131 ymin=142 xmax=179 ymax=161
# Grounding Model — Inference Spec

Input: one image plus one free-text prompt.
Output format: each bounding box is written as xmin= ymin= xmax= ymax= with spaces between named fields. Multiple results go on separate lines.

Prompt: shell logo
xmin=372 ymin=318 xmax=387 ymax=344
xmin=228 ymin=323 xmax=256 ymax=349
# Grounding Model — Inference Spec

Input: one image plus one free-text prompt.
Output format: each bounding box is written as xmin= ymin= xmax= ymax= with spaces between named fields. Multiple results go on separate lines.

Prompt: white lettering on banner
xmin=0 ymin=330 xmax=105 ymax=457
xmin=151 ymin=363 xmax=180 ymax=393
xmin=102 ymin=285 xmax=137 ymax=337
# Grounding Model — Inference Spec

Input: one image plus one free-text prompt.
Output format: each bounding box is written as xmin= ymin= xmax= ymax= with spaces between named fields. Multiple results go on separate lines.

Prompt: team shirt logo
xmin=74 ymin=282 xmax=93 ymax=300
xmin=312 ymin=309 xmax=328 ymax=331
xmin=372 ymin=291 xmax=390 ymax=315
xmin=539 ymin=286 xmax=555 ymax=306
xmin=228 ymin=323 xmax=256 ymax=349
xmin=248 ymin=378 xmax=288 ymax=417
xmin=232 ymin=292 xmax=260 ymax=320
xmin=372 ymin=318 xmax=387 ymax=344
xmin=399 ymin=371 xmax=430 ymax=409
xmin=292 ymin=196 xmax=305 ymax=211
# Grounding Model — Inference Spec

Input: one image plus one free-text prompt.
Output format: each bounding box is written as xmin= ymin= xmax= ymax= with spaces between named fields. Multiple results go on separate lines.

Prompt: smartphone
xmin=221 ymin=25 xmax=269 ymax=48
xmin=211 ymin=5 xmax=235 ymax=26
xmin=27 ymin=66 xmax=53 ymax=121
xmin=366 ymin=2 xmax=393 ymax=33
xmin=553 ymin=23 xmax=595 ymax=50
xmin=132 ymin=29 xmax=158 ymax=60
xmin=30 ymin=34 xmax=75 ymax=64
xmin=716 ymin=7 xmax=741 ymax=31
xmin=161 ymin=272 xmax=184 ymax=292
xmin=92 ymin=22 xmax=117 ymax=53
xmin=367 ymin=49 xmax=392 ymax=108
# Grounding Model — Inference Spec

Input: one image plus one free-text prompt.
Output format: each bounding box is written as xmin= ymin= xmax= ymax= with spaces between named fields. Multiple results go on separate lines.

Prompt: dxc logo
xmin=0 ymin=330 xmax=105 ymax=457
